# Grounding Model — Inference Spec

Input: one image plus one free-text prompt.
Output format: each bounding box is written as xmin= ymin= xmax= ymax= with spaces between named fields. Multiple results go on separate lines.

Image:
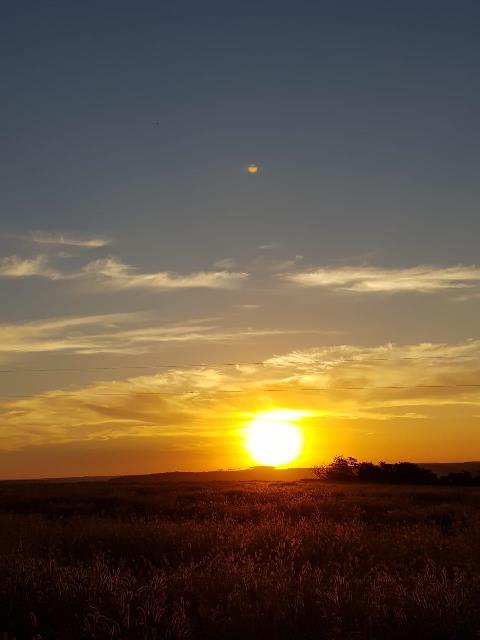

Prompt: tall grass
xmin=0 ymin=481 xmax=479 ymax=639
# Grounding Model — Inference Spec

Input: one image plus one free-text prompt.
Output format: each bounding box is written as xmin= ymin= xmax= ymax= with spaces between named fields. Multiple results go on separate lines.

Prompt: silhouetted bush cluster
xmin=314 ymin=456 xmax=480 ymax=486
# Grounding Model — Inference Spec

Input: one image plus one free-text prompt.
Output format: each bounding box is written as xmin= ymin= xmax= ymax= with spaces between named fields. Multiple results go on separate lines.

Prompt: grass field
xmin=0 ymin=479 xmax=479 ymax=639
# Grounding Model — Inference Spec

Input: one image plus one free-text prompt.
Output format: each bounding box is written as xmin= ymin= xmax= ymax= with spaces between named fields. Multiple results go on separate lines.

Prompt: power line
xmin=1 ymin=382 xmax=480 ymax=400
xmin=0 ymin=362 xmax=265 ymax=374
xmin=0 ymin=353 xmax=479 ymax=374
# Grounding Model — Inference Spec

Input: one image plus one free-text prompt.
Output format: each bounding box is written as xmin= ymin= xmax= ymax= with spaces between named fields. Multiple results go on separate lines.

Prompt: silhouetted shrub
xmin=380 ymin=461 xmax=437 ymax=485
xmin=315 ymin=458 xmax=438 ymax=485
xmin=313 ymin=456 xmax=359 ymax=482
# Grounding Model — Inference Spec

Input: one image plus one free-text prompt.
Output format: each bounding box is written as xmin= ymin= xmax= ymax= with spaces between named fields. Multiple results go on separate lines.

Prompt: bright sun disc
xmin=243 ymin=410 xmax=303 ymax=466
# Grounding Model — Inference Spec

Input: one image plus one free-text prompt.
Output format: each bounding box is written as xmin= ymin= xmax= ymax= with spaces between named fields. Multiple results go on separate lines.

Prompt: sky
xmin=1 ymin=1 xmax=480 ymax=478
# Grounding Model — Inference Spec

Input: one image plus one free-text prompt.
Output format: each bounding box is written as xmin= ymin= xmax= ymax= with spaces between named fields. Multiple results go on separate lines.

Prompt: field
xmin=0 ymin=480 xmax=479 ymax=639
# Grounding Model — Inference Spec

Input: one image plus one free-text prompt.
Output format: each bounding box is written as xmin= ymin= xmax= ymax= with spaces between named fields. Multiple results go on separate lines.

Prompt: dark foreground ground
xmin=0 ymin=480 xmax=479 ymax=639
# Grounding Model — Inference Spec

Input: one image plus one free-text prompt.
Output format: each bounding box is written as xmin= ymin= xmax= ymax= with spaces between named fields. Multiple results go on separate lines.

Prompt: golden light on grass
xmin=247 ymin=164 xmax=259 ymax=174
xmin=243 ymin=409 xmax=304 ymax=466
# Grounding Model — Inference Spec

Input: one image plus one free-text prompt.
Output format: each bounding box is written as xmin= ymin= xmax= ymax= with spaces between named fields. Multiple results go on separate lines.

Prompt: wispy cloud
xmin=213 ymin=257 xmax=237 ymax=269
xmin=83 ymin=256 xmax=248 ymax=291
xmin=267 ymin=255 xmax=304 ymax=272
xmin=258 ymin=242 xmax=280 ymax=250
xmin=0 ymin=255 xmax=64 ymax=280
xmin=0 ymin=314 xmax=298 ymax=356
xmin=284 ymin=265 xmax=480 ymax=293
xmin=11 ymin=231 xmax=112 ymax=248
xmin=265 ymin=341 xmax=480 ymax=371
xmin=0 ymin=313 xmax=143 ymax=354
xmin=263 ymin=341 xmax=480 ymax=414
xmin=0 ymin=254 xmax=249 ymax=291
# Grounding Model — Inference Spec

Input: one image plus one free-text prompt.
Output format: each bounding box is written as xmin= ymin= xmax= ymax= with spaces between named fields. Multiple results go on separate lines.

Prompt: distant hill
xmin=0 ymin=475 xmax=116 ymax=484
xmin=110 ymin=466 xmax=316 ymax=483
xmin=2 ymin=462 xmax=479 ymax=484
xmin=111 ymin=462 xmax=480 ymax=483
xmin=419 ymin=462 xmax=480 ymax=477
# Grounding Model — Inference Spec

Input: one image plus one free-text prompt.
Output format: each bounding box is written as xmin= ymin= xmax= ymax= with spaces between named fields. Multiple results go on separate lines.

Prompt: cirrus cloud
xmin=83 ymin=257 xmax=248 ymax=291
xmin=0 ymin=313 xmax=304 ymax=357
xmin=0 ymin=255 xmax=64 ymax=280
xmin=7 ymin=231 xmax=112 ymax=248
xmin=0 ymin=254 xmax=249 ymax=291
xmin=284 ymin=265 xmax=480 ymax=293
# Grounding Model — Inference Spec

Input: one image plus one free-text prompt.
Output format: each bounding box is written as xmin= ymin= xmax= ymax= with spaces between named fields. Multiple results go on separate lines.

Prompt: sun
xmin=243 ymin=410 xmax=304 ymax=467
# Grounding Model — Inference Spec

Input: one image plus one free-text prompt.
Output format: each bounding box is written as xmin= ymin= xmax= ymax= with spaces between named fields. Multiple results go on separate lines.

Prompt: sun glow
xmin=243 ymin=410 xmax=304 ymax=466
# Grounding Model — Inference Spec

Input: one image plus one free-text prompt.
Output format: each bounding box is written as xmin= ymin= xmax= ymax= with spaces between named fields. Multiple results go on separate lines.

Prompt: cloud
xmin=0 ymin=340 xmax=480 ymax=447
xmin=0 ymin=313 xmax=144 ymax=354
xmin=267 ymin=255 xmax=304 ymax=272
xmin=263 ymin=341 xmax=480 ymax=414
xmin=0 ymin=368 xmax=231 ymax=449
xmin=284 ymin=265 xmax=480 ymax=293
xmin=2 ymin=339 xmax=480 ymax=475
xmin=0 ymin=314 xmax=300 ymax=356
xmin=265 ymin=340 xmax=480 ymax=371
xmin=0 ymin=254 xmax=249 ymax=291
xmin=454 ymin=292 xmax=480 ymax=302
xmin=12 ymin=231 xmax=111 ymax=248
xmin=2 ymin=339 xmax=480 ymax=453
xmin=258 ymin=242 xmax=280 ymax=250
xmin=0 ymin=255 xmax=63 ymax=280
xmin=83 ymin=256 xmax=248 ymax=291
xmin=213 ymin=258 xmax=237 ymax=269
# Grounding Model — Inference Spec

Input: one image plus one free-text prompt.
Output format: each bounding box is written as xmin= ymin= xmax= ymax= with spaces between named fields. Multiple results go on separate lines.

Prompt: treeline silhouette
xmin=313 ymin=456 xmax=480 ymax=486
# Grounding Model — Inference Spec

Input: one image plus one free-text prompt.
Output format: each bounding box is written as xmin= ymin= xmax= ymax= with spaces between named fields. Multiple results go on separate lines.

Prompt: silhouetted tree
xmin=357 ymin=461 xmax=387 ymax=483
xmin=313 ymin=457 xmax=440 ymax=485
xmin=313 ymin=456 xmax=358 ymax=482
xmin=381 ymin=462 xmax=437 ymax=485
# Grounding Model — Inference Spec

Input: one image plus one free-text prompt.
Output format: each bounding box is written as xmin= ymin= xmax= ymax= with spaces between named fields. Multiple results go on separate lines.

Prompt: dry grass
xmin=0 ymin=480 xmax=479 ymax=639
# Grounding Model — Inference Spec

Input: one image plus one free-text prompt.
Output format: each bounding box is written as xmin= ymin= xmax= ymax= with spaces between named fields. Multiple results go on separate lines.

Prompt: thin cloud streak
xmin=28 ymin=231 xmax=112 ymax=248
xmin=284 ymin=265 xmax=480 ymax=293
xmin=0 ymin=254 xmax=249 ymax=291
xmin=264 ymin=341 xmax=480 ymax=370
xmin=83 ymin=256 xmax=248 ymax=291
xmin=0 ymin=313 xmax=145 ymax=354
xmin=5 ymin=231 xmax=112 ymax=248
xmin=0 ymin=314 xmax=304 ymax=356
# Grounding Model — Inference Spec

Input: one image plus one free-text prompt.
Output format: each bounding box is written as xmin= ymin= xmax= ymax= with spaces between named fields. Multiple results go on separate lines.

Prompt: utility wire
xmin=0 ymin=362 xmax=265 ymax=373
xmin=0 ymin=354 xmax=478 ymax=374
xmin=1 ymin=383 xmax=480 ymax=400
xmin=1 ymin=355 xmax=479 ymax=400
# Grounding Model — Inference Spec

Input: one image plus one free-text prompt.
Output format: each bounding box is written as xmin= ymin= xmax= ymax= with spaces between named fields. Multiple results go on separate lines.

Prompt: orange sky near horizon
xmin=1 ymin=339 xmax=479 ymax=479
